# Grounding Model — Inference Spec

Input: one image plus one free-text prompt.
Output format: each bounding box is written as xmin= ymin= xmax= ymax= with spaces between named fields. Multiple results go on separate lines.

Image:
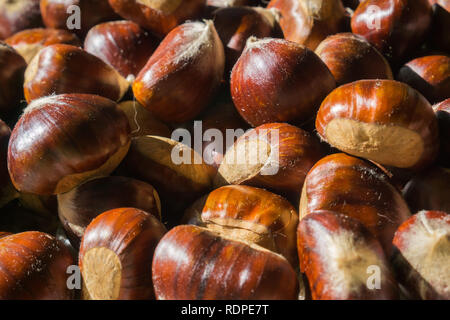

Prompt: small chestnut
xmin=267 ymin=0 xmax=349 ymax=50
xmin=79 ymin=208 xmax=166 ymax=300
xmin=351 ymin=0 xmax=432 ymax=62
xmin=216 ymin=122 xmax=326 ymax=203
xmin=84 ymin=20 xmax=159 ymax=79
xmin=152 ymin=225 xmax=299 ymax=300
xmin=117 ymin=101 xmax=172 ymax=138
xmin=5 ymin=28 xmax=81 ymax=63
xmin=403 ymin=166 xmax=450 ymax=213
xmin=8 ymin=94 xmax=131 ymax=195
xmin=315 ymin=32 xmax=393 ymax=86
xmin=392 ymin=210 xmax=450 ymax=300
xmin=58 ymin=176 xmax=161 ymax=243
xmin=297 ymin=210 xmax=398 ymax=300
xmin=0 ymin=231 xmax=74 ymax=299
xmin=316 ymin=79 xmax=440 ymax=170
xmin=0 ymin=0 xmax=42 ymax=39
xmin=300 ymin=153 xmax=411 ymax=256
xmin=231 ymin=37 xmax=335 ymax=127
xmin=40 ymin=0 xmax=119 ymax=36
xmin=108 ymin=0 xmax=206 ymax=37
xmin=397 ymin=55 xmax=450 ymax=104
xmin=133 ymin=20 xmax=225 ymax=124
xmin=24 ymin=44 xmax=130 ymax=103
xmin=0 ymin=42 xmax=27 ymax=117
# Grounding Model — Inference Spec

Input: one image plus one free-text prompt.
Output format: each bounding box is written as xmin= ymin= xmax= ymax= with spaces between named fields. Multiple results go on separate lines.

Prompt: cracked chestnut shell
xmin=0 ymin=231 xmax=74 ymax=300
xmin=152 ymin=224 xmax=299 ymax=300
xmin=79 ymin=208 xmax=166 ymax=300
xmin=316 ymin=80 xmax=439 ymax=170
xmin=8 ymin=94 xmax=131 ymax=195
xmin=300 ymin=153 xmax=411 ymax=256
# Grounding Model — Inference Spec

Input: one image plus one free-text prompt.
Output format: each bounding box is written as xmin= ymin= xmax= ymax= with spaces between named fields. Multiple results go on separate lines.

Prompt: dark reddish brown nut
xmin=152 ymin=225 xmax=299 ymax=300
xmin=5 ymin=28 xmax=81 ymax=63
xmin=201 ymin=185 xmax=299 ymax=266
xmin=0 ymin=0 xmax=42 ymax=39
xmin=392 ymin=210 xmax=450 ymax=300
xmin=315 ymin=33 xmax=393 ymax=86
xmin=267 ymin=0 xmax=349 ymax=50
xmin=58 ymin=176 xmax=161 ymax=243
xmin=300 ymin=153 xmax=411 ymax=256
xmin=216 ymin=123 xmax=326 ymax=202
xmin=79 ymin=208 xmax=166 ymax=300
xmin=8 ymin=94 xmax=131 ymax=195
xmin=213 ymin=6 xmax=281 ymax=73
xmin=397 ymin=55 xmax=450 ymax=104
xmin=0 ymin=43 xmax=26 ymax=117
xmin=117 ymin=101 xmax=172 ymax=138
xmin=0 ymin=120 xmax=18 ymax=208
xmin=403 ymin=167 xmax=450 ymax=213
xmin=0 ymin=231 xmax=74 ymax=300
xmin=434 ymin=98 xmax=450 ymax=167
xmin=429 ymin=1 xmax=450 ymax=52
xmin=118 ymin=135 xmax=216 ymax=224
xmin=108 ymin=0 xmax=206 ymax=37
xmin=40 ymin=0 xmax=119 ymax=36
xmin=84 ymin=21 xmax=159 ymax=79
xmin=298 ymin=210 xmax=398 ymax=300
xmin=351 ymin=0 xmax=432 ymax=62
xmin=316 ymin=80 xmax=440 ymax=170
xmin=133 ymin=20 xmax=225 ymax=124
xmin=231 ymin=38 xmax=335 ymax=127
xmin=24 ymin=44 xmax=129 ymax=103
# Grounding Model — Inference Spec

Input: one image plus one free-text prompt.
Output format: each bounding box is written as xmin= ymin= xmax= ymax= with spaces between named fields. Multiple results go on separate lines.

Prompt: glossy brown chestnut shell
xmin=8 ymin=94 xmax=131 ymax=195
xmin=79 ymin=207 xmax=166 ymax=300
xmin=0 ymin=231 xmax=74 ymax=299
xmin=300 ymin=153 xmax=411 ymax=256
xmin=316 ymin=80 xmax=439 ymax=170
xmin=152 ymin=224 xmax=299 ymax=300
xmin=231 ymin=37 xmax=336 ymax=127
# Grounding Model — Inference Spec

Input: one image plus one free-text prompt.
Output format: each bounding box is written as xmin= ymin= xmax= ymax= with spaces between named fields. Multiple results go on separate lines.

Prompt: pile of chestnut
xmin=0 ymin=0 xmax=448 ymax=300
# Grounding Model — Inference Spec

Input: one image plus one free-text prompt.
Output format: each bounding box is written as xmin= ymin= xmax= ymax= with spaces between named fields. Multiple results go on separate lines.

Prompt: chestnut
xmin=297 ymin=210 xmax=398 ymax=300
xmin=434 ymin=98 xmax=450 ymax=167
xmin=300 ymin=153 xmax=411 ymax=256
xmin=152 ymin=225 xmax=299 ymax=300
xmin=108 ymin=0 xmax=206 ymax=37
xmin=0 ymin=231 xmax=74 ymax=299
xmin=392 ymin=210 xmax=450 ymax=300
xmin=351 ymin=0 xmax=432 ymax=62
xmin=133 ymin=20 xmax=225 ymax=124
xmin=40 ymin=0 xmax=119 ymax=36
xmin=216 ymin=123 xmax=326 ymax=203
xmin=117 ymin=135 xmax=216 ymax=225
xmin=397 ymin=55 xmax=450 ymax=104
xmin=200 ymin=185 xmax=299 ymax=266
xmin=58 ymin=176 xmax=161 ymax=244
xmin=0 ymin=0 xmax=42 ymax=39
xmin=315 ymin=32 xmax=393 ymax=86
xmin=0 ymin=119 xmax=18 ymax=208
xmin=230 ymin=37 xmax=335 ymax=127
xmin=5 ymin=28 xmax=81 ymax=63
xmin=117 ymin=101 xmax=172 ymax=138
xmin=316 ymin=80 xmax=440 ymax=170
xmin=0 ymin=42 xmax=27 ymax=117
xmin=402 ymin=166 xmax=450 ymax=213
xmin=84 ymin=20 xmax=159 ymax=79
xmin=213 ymin=6 xmax=281 ymax=73
xmin=79 ymin=208 xmax=166 ymax=300
xmin=24 ymin=44 xmax=129 ymax=103
xmin=267 ymin=0 xmax=349 ymax=50
xmin=8 ymin=94 xmax=131 ymax=195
